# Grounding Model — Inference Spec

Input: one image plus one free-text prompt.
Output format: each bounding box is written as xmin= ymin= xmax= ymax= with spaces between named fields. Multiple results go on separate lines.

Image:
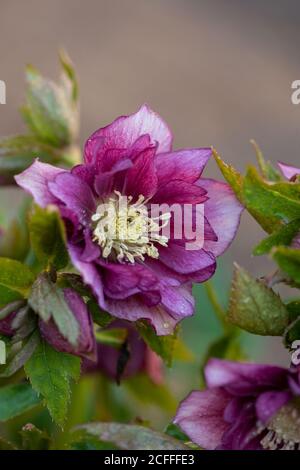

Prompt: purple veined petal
xmin=220 ymin=402 xmax=259 ymax=450
xmin=39 ymin=288 xmax=96 ymax=361
xmin=159 ymin=284 xmax=195 ymax=321
xmin=223 ymin=397 xmax=249 ymax=423
xmin=146 ymin=257 xmax=216 ymax=285
xmin=278 ymin=161 xmax=300 ymax=181
xmin=124 ymin=146 xmax=158 ymax=199
xmin=174 ymin=389 xmax=231 ymax=450
xmin=15 ymin=159 xmax=65 ymax=207
xmin=100 ymin=261 xmax=159 ymax=300
xmin=255 ymin=391 xmax=292 ymax=425
xmin=205 ymin=359 xmax=289 ymax=393
xmin=152 ymin=180 xmax=207 ymax=205
xmin=198 ymin=179 xmax=243 ymax=257
xmin=68 ymin=243 xmax=107 ymax=311
xmin=84 ymin=104 xmax=173 ymax=165
xmin=79 ymin=229 xmax=101 ymax=263
xmin=72 ymin=163 xmax=96 ymax=188
xmin=48 ymin=172 xmax=96 ymax=225
xmin=105 ymin=296 xmax=178 ymax=336
xmin=158 ymin=242 xmax=215 ymax=274
xmin=155 ymin=148 xmax=212 ymax=186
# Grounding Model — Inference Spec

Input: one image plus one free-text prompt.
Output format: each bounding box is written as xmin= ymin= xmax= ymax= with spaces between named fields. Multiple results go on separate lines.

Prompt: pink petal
xmin=155 ymin=148 xmax=212 ymax=186
xmin=124 ymin=146 xmax=158 ymax=199
xmin=199 ymin=179 xmax=243 ymax=257
xmin=174 ymin=389 xmax=231 ymax=449
xmin=278 ymin=161 xmax=300 ymax=181
xmin=15 ymin=159 xmax=64 ymax=207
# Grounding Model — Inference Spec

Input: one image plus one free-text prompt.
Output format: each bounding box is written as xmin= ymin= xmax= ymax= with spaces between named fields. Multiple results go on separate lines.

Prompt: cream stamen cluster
xmin=92 ymin=191 xmax=170 ymax=263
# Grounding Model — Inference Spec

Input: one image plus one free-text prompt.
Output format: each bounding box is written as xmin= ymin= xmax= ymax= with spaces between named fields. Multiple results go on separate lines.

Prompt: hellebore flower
xmin=82 ymin=319 xmax=163 ymax=383
xmin=15 ymin=105 xmax=243 ymax=335
xmin=278 ymin=162 xmax=300 ymax=181
xmin=0 ymin=290 xmax=96 ymax=360
xmin=174 ymin=358 xmax=300 ymax=450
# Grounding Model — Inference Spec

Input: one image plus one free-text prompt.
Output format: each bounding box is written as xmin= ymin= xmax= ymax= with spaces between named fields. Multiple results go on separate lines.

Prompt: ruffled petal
xmin=15 ymin=160 xmax=64 ymax=207
xmin=84 ymin=104 xmax=172 ymax=165
xmin=158 ymin=242 xmax=215 ymax=275
xmin=124 ymin=146 xmax=158 ymax=199
xmin=255 ymin=391 xmax=291 ymax=425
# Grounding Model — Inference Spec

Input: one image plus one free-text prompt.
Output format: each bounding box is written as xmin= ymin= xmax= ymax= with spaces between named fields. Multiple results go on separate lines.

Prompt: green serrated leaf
xmin=250 ymin=140 xmax=281 ymax=182
xmin=228 ymin=264 xmax=289 ymax=336
xmin=25 ymin=338 xmax=80 ymax=427
xmin=29 ymin=205 xmax=68 ymax=270
xmin=213 ymin=149 xmax=244 ymax=202
xmin=243 ymin=166 xmax=300 ymax=224
xmin=254 ymin=219 xmax=300 ymax=255
xmin=0 ymin=258 xmax=35 ymax=296
xmin=0 ymin=330 xmax=39 ymax=378
xmin=29 ymin=273 xmax=79 ymax=346
xmin=0 ymin=383 xmax=40 ymax=422
xmin=273 ymin=246 xmax=300 ymax=284
xmin=72 ymin=422 xmax=189 ymax=450
xmin=136 ymin=321 xmax=178 ymax=367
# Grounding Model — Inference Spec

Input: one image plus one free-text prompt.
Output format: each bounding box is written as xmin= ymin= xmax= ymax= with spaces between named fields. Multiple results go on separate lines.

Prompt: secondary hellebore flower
xmin=278 ymin=162 xmax=300 ymax=181
xmin=174 ymin=358 xmax=300 ymax=450
xmin=83 ymin=319 xmax=163 ymax=383
xmin=0 ymin=290 xmax=96 ymax=360
xmin=16 ymin=105 xmax=242 ymax=335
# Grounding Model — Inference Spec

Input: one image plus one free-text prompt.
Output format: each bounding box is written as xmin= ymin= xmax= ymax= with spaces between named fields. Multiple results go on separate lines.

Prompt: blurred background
xmin=0 ymin=0 xmax=299 ymax=431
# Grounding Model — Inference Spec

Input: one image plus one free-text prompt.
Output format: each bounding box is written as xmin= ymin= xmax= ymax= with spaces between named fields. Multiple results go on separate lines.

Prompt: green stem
xmin=204 ymin=281 xmax=230 ymax=332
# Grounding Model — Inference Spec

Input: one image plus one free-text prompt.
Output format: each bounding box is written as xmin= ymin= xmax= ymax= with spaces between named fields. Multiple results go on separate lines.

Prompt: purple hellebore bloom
xmin=278 ymin=162 xmax=300 ymax=181
xmin=174 ymin=358 xmax=300 ymax=450
xmin=82 ymin=319 xmax=163 ymax=383
xmin=0 ymin=290 xmax=96 ymax=360
xmin=39 ymin=288 xmax=96 ymax=360
xmin=15 ymin=105 xmax=243 ymax=335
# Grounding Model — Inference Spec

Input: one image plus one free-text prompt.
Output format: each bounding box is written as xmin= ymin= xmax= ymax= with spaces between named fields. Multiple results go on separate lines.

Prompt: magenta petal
xmin=105 ymin=297 xmax=177 ymax=336
xmin=160 ymin=284 xmax=194 ymax=320
xmin=255 ymin=391 xmax=291 ymax=425
xmin=159 ymin=242 xmax=215 ymax=274
xmin=155 ymin=148 xmax=212 ymax=186
xmin=94 ymin=158 xmax=133 ymax=197
xmin=200 ymin=179 xmax=243 ymax=257
xmin=48 ymin=173 xmax=96 ymax=224
xmin=39 ymin=288 xmax=96 ymax=360
xmin=124 ymin=147 xmax=158 ymax=199
xmin=101 ymin=262 xmax=158 ymax=300
xmin=0 ymin=311 xmax=17 ymax=336
xmin=205 ymin=359 xmax=288 ymax=393
xmin=15 ymin=160 xmax=64 ymax=207
xmin=174 ymin=389 xmax=231 ymax=450
xmin=84 ymin=104 xmax=172 ymax=164
xmin=152 ymin=180 xmax=207 ymax=204
xmin=68 ymin=244 xmax=107 ymax=310
xmin=278 ymin=161 xmax=300 ymax=180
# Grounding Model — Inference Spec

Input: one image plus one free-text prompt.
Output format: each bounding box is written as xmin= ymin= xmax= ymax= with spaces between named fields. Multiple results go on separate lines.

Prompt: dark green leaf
xmin=0 ymin=383 xmax=40 ymax=422
xmin=29 ymin=205 xmax=68 ymax=270
xmin=29 ymin=273 xmax=79 ymax=346
xmin=228 ymin=264 xmax=289 ymax=336
xmin=254 ymin=219 xmax=300 ymax=255
xmin=250 ymin=140 xmax=281 ymax=182
xmin=25 ymin=338 xmax=80 ymax=427
xmin=273 ymin=246 xmax=300 ymax=284
xmin=136 ymin=321 xmax=178 ymax=367
xmin=0 ymin=258 xmax=35 ymax=296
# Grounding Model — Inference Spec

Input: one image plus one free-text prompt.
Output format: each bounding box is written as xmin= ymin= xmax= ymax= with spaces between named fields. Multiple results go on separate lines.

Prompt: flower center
xmin=91 ymin=191 xmax=170 ymax=264
xmin=256 ymin=399 xmax=300 ymax=450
